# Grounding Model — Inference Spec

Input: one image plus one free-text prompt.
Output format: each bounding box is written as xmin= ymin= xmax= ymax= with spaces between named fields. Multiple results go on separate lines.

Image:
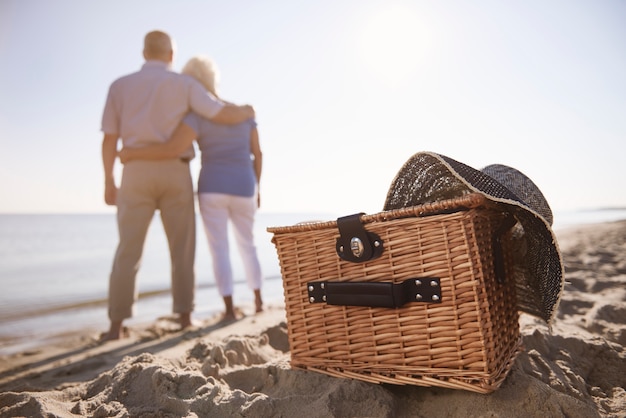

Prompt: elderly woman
xmin=120 ymin=55 xmax=263 ymax=321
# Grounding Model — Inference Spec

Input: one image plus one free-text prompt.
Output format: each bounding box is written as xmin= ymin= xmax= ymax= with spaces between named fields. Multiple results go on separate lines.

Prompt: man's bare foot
xmin=179 ymin=312 xmax=192 ymax=330
xmin=99 ymin=320 xmax=127 ymax=343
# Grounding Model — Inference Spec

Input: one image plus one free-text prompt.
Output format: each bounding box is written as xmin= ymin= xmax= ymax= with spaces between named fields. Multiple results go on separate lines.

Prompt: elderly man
xmin=101 ymin=30 xmax=255 ymax=340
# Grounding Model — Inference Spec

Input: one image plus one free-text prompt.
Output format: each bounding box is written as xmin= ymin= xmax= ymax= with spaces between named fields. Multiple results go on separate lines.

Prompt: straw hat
xmin=384 ymin=151 xmax=563 ymax=323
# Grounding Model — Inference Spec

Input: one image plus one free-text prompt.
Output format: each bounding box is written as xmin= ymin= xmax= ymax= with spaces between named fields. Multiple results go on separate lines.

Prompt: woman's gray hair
xmin=182 ymin=55 xmax=220 ymax=97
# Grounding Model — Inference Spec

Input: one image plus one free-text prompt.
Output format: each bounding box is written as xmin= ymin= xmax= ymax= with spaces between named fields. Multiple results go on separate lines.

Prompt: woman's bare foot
xmin=254 ymin=289 xmax=263 ymax=313
xmin=222 ymin=296 xmax=236 ymax=318
xmin=221 ymin=311 xmax=238 ymax=321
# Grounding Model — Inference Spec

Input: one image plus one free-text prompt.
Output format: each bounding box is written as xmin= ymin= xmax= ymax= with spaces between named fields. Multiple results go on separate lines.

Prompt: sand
xmin=0 ymin=220 xmax=624 ymax=418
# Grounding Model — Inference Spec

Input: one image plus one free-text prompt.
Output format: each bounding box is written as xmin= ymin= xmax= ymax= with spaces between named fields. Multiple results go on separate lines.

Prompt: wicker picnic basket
xmin=267 ymin=193 xmax=522 ymax=394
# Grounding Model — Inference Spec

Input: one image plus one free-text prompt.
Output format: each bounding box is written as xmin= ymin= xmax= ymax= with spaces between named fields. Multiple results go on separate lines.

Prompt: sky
xmin=1 ymin=0 xmax=625 ymax=216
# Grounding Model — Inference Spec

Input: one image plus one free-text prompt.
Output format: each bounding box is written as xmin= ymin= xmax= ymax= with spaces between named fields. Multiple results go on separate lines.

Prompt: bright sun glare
xmin=358 ymin=5 xmax=430 ymax=85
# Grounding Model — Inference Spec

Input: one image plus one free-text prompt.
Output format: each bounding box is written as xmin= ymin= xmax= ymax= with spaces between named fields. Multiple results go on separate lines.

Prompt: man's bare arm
xmin=102 ymin=133 xmax=119 ymax=206
xmin=210 ymin=104 xmax=255 ymax=125
xmin=188 ymin=80 xmax=254 ymax=125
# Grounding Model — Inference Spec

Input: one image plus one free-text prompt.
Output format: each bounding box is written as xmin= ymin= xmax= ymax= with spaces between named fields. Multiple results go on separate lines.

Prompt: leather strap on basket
xmin=307 ymin=278 xmax=441 ymax=308
xmin=335 ymin=213 xmax=384 ymax=263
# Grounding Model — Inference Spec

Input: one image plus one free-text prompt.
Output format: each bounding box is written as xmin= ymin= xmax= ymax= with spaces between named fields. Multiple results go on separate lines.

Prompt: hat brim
xmin=384 ymin=152 xmax=564 ymax=322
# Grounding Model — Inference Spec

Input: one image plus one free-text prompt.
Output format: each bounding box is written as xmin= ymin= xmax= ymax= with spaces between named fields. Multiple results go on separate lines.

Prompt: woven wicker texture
xmin=383 ymin=152 xmax=563 ymax=322
xmin=269 ymin=194 xmax=522 ymax=393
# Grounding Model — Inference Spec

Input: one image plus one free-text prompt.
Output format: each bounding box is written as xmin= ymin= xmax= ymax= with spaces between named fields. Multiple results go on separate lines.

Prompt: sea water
xmin=1 ymin=207 xmax=625 ymax=355
xmin=0 ymin=211 xmax=334 ymax=355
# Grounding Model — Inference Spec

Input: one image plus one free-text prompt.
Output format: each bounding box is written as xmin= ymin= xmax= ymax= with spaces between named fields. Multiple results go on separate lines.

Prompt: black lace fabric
xmin=383 ymin=152 xmax=564 ymax=322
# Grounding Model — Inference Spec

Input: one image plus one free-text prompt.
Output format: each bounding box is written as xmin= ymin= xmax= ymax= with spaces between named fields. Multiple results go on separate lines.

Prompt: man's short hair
xmin=143 ymin=30 xmax=173 ymax=59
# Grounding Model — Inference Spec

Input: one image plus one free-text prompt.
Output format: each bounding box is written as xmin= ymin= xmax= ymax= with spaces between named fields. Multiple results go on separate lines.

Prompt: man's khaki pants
xmin=108 ymin=159 xmax=195 ymax=321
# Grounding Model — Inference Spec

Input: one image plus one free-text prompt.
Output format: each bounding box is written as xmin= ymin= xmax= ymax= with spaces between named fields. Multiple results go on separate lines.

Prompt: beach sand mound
xmin=1 ymin=221 xmax=625 ymax=417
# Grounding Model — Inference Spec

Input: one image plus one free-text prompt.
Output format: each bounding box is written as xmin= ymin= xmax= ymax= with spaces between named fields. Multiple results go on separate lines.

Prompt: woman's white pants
xmin=198 ymin=193 xmax=262 ymax=297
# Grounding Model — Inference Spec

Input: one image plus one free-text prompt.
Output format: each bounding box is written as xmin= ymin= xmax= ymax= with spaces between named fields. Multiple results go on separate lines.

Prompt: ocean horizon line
xmin=1 ymin=206 xmax=626 ymax=216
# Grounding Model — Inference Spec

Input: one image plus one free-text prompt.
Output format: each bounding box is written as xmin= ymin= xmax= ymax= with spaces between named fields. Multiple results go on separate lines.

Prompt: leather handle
xmin=307 ymin=278 xmax=441 ymax=308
